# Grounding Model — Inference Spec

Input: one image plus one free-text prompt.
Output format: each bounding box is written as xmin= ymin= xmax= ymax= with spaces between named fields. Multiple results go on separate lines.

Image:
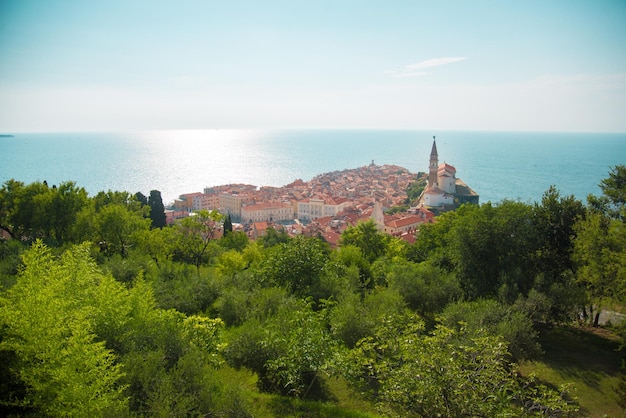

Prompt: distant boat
xmin=0 ymin=134 xmax=15 ymax=138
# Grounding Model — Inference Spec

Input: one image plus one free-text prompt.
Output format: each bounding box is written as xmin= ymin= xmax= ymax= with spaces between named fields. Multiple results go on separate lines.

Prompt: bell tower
xmin=428 ymin=136 xmax=438 ymax=188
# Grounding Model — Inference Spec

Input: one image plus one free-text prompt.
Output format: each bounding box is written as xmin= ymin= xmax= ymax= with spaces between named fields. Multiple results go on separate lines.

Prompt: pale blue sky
xmin=1 ymin=0 xmax=625 ymax=132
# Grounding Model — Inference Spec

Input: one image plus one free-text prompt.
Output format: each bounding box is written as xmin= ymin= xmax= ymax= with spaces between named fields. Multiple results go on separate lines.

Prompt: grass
xmin=212 ymin=365 xmax=380 ymax=417
xmin=256 ymin=394 xmax=380 ymax=418
xmin=218 ymin=324 xmax=625 ymax=417
xmin=518 ymin=325 xmax=625 ymax=417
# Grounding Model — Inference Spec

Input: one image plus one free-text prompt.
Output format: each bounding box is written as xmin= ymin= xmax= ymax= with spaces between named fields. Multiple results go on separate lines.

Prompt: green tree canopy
xmin=588 ymin=165 xmax=626 ymax=221
xmin=339 ymin=219 xmax=388 ymax=264
xmin=258 ymin=235 xmax=330 ymax=297
xmin=173 ymin=210 xmax=223 ymax=274
xmin=342 ymin=314 xmax=577 ymax=417
xmin=0 ymin=180 xmax=88 ymax=243
xmin=257 ymin=226 xmax=290 ymax=248
xmin=223 ymin=213 xmax=233 ymax=236
xmin=0 ymin=242 xmax=128 ymax=416
xmin=574 ymin=212 xmax=626 ymax=325
xmin=533 ymin=186 xmax=586 ymax=286
xmin=96 ymin=204 xmax=151 ymax=257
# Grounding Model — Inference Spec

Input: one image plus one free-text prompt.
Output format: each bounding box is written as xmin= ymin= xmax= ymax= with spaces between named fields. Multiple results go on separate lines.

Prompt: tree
xmin=533 ymin=186 xmax=586 ymax=286
xmin=258 ymin=235 xmax=330 ymax=297
xmin=225 ymin=301 xmax=336 ymax=399
xmin=44 ymin=181 xmax=89 ymax=243
xmin=326 ymin=244 xmax=371 ymax=291
xmin=0 ymin=240 xmax=229 ymax=416
xmin=148 ymin=190 xmax=167 ymax=228
xmin=386 ymin=260 xmax=462 ymax=317
xmin=173 ymin=210 xmax=223 ymax=274
xmin=265 ymin=305 xmax=337 ymax=398
xmin=417 ymin=201 xmax=538 ymax=300
xmin=574 ymin=212 xmax=626 ymax=325
xmin=0 ymin=242 xmax=128 ymax=415
xmin=342 ymin=314 xmax=577 ymax=417
xmin=329 ymin=287 xmax=408 ymax=349
xmin=339 ymin=219 xmax=388 ymax=264
xmin=442 ymin=299 xmax=541 ymax=361
xmin=135 ymin=191 xmax=148 ymax=206
xmin=405 ymin=176 xmax=427 ymax=205
xmin=93 ymin=190 xmax=146 ymax=213
xmin=220 ymin=230 xmax=249 ymax=252
xmin=0 ymin=180 xmax=46 ymax=240
xmin=588 ymin=165 xmax=626 ymax=221
xmin=575 ymin=166 xmax=626 ymax=325
xmin=0 ymin=180 xmax=88 ymax=243
xmin=135 ymin=226 xmax=175 ymax=266
xmin=215 ymin=249 xmax=247 ymax=280
xmin=257 ymin=226 xmax=290 ymax=248
xmin=450 ymin=201 xmax=540 ymax=300
xmin=223 ymin=213 xmax=233 ymax=236
xmin=96 ymin=204 xmax=151 ymax=257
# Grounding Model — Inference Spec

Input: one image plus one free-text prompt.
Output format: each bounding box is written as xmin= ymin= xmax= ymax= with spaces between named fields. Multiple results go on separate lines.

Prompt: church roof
xmin=438 ymin=163 xmax=456 ymax=173
xmin=424 ymin=185 xmax=445 ymax=195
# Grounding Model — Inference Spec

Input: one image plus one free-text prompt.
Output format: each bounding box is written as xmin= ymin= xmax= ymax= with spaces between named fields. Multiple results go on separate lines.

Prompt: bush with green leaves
xmin=0 ymin=241 xmax=227 ymax=417
xmin=257 ymin=235 xmax=330 ymax=298
xmin=150 ymin=261 xmax=220 ymax=315
xmin=386 ymin=259 xmax=462 ymax=316
xmin=441 ymin=299 xmax=542 ymax=361
xmin=0 ymin=242 xmax=128 ymax=416
xmin=329 ymin=286 xmax=409 ymax=349
xmin=225 ymin=300 xmax=337 ymax=399
xmin=342 ymin=314 xmax=578 ymax=417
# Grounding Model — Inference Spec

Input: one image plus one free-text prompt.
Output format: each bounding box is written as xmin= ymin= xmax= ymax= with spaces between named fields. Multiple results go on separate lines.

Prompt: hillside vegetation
xmin=0 ymin=166 xmax=624 ymax=417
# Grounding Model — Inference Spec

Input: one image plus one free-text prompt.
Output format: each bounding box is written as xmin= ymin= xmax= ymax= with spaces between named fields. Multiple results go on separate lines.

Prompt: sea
xmin=1 ymin=130 xmax=625 ymax=206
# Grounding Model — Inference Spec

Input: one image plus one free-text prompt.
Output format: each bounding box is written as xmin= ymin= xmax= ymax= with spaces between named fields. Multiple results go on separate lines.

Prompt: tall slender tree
xmin=148 ymin=190 xmax=167 ymax=229
xmin=223 ymin=214 xmax=233 ymax=236
xmin=135 ymin=192 xmax=148 ymax=207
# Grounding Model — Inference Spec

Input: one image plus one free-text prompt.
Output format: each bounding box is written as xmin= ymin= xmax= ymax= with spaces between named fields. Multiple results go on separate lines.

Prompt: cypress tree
xmin=135 ymin=192 xmax=148 ymax=206
xmin=223 ymin=214 xmax=233 ymax=236
xmin=148 ymin=190 xmax=167 ymax=228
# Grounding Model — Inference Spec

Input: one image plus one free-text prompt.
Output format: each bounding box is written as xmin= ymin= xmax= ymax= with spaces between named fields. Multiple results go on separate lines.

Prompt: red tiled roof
xmin=313 ymin=216 xmax=334 ymax=226
xmin=242 ymin=201 xmax=292 ymax=211
xmin=322 ymin=230 xmax=341 ymax=247
xmin=438 ymin=163 xmax=456 ymax=173
xmin=385 ymin=215 xmax=422 ymax=228
xmin=253 ymin=221 xmax=269 ymax=231
xmin=399 ymin=232 xmax=417 ymax=244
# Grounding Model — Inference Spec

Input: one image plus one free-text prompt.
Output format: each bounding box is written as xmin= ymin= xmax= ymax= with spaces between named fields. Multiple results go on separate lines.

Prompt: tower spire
xmin=428 ymin=136 xmax=439 ymax=188
xmin=430 ymin=136 xmax=438 ymax=158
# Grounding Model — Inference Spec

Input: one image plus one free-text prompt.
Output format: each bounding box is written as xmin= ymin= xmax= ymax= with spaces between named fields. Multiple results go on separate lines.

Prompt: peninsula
xmin=169 ymin=138 xmax=479 ymax=245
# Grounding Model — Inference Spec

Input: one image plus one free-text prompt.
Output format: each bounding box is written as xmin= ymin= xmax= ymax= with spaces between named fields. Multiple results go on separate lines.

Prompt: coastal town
xmin=167 ymin=138 xmax=479 ymax=246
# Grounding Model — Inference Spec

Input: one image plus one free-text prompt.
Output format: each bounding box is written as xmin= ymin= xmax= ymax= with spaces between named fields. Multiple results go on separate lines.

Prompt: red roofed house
xmin=251 ymin=221 xmax=269 ymax=240
xmin=383 ymin=214 xmax=424 ymax=235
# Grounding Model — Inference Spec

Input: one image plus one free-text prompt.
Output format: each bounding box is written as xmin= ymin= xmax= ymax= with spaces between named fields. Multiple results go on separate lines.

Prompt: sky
xmin=0 ymin=0 xmax=625 ymax=132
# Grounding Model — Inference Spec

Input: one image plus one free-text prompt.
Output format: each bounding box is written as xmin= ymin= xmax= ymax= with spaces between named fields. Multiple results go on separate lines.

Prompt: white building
xmin=418 ymin=137 xmax=464 ymax=208
xmin=219 ymin=193 xmax=248 ymax=220
xmin=192 ymin=193 xmax=220 ymax=212
xmin=297 ymin=195 xmax=352 ymax=220
xmin=241 ymin=201 xmax=294 ymax=223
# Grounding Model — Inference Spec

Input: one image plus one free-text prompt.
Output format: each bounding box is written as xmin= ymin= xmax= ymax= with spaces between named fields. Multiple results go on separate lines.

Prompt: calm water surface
xmin=1 ymin=130 xmax=624 ymax=205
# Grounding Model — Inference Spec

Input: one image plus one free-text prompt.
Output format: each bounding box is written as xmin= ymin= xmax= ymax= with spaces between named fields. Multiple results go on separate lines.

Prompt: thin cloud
xmin=387 ymin=57 xmax=467 ymax=77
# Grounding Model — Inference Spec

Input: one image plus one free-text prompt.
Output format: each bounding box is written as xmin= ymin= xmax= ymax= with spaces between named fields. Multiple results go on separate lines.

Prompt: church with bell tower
xmin=428 ymin=136 xmax=439 ymax=188
xmin=418 ymin=136 xmax=479 ymax=210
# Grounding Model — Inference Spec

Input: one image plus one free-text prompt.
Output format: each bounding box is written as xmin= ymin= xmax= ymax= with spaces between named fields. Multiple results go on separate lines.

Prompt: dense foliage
xmin=0 ymin=166 xmax=624 ymax=416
